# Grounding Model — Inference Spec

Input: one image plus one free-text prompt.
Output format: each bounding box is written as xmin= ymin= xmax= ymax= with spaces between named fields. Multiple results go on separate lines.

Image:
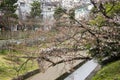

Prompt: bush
xmin=92 ymin=60 xmax=120 ymax=80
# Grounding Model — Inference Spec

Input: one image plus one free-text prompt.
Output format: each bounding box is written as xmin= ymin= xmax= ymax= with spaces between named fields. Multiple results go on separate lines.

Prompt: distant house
xmin=75 ymin=7 xmax=92 ymax=21
xmin=15 ymin=0 xmax=93 ymax=30
xmin=61 ymin=0 xmax=76 ymax=10
xmin=15 ymin=0 xmax=93 ymax=20
xmin=61 ymin=0 xmax=93 ymax=21
xmin=16 ymin=0 xmax=38 ymax=20
xmin=40 ymin=0 xmax=93 ymax=29
xmin=61 ymin=0 xmax=85 ymax=11
xmin=74 ymin=0 xmax=93 ymax=21
xmin=40 ymin=0 xmax=60 ymax=30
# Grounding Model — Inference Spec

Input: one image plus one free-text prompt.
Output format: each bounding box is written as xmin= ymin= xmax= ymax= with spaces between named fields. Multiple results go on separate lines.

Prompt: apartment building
xmin=40 ymin=0 xmax=60 ymax=30
xmin=15 ymin=0 xmax=93 ymax=27
xmin=75 ymin=0 xmax=93 ymax=21
xmin=16 ymin=0 xmax=38 ymax=20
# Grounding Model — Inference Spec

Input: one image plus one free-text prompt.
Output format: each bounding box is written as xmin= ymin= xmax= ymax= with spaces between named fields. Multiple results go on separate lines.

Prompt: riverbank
xmin=0 ymin=47 xmax=38 ymax=80
xmin=26 ymin=51 xmax=88 ymax=80
xmin=92 ymin=60 xmax=120 ymax=80
xmin=27 ymin=60 xmax=85 ymax=80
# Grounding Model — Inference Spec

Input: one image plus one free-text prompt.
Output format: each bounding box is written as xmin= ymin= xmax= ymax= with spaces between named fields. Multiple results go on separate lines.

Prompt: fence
xmin=0 ymin=31 xmax=36 ymax=40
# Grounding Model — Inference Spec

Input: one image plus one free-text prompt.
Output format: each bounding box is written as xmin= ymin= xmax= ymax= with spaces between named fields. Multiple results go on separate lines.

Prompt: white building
xmin=40 ymin=0 xmax=60 ymax=30
xmin=60 ymin=0 xmax=93 ymax=21
xmin=61 ymin=0 xmax=82 ymax=10
xmin=15 ymin=0 xmax=93 ymax=29
xmin=75 ymin=0 xmax=93 ymax=21
xmin=16 ymin=0 xmax=39 ymax=20
xmin=61 ymin=0 xmax=74 ymax=9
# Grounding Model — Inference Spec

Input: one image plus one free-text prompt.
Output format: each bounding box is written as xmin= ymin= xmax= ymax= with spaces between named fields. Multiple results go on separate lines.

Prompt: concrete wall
xmin=12 ymin=69 xmax=40 ymax=80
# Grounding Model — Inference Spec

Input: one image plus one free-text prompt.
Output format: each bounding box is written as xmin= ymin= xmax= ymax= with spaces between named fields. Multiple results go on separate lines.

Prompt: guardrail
xmin=64 ymin=59 xmax=101 ymax=80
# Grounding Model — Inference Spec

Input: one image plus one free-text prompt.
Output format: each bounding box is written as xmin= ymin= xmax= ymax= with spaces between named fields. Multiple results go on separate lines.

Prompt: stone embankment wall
xmin=0 ymin=38 xmax=42 ymax=50
xmin=12 ymin=69 xmax=40 ymax=80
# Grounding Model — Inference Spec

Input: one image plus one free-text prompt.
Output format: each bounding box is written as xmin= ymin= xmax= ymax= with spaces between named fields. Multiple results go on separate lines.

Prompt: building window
xmin=48 ymin=8 xmax=51 ymax=10
xmin=20 ymin=2 xmax=25 ymax=7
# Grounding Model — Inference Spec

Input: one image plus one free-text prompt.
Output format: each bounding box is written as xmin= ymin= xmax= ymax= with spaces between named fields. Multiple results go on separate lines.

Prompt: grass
xmin=92 ymin=60 xmax=120 ymax=80
xmin=0 ymin=50 xmax=9 ymax=55
xmin=0 ymin=47 xmax=38 ymax=80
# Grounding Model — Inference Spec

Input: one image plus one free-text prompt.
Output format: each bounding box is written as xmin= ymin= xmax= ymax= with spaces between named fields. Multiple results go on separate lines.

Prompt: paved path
xmin=27 ymin=60 xmax=84 ymax=80
xmin=27 ymin=51 xmax=87 ymax=80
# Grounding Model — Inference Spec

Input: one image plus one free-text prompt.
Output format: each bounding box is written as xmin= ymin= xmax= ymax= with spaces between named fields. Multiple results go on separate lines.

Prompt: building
xmin=61 ymin=0 xmax=76 ymax=10
xmin=75 ymin=0 xmax=93 ymax=21
xmin=40 ymin=0 xmax=60 ymax=30
xmin=16 ymin=0 xmax=38 ymax=20
xmin=15 ymin=0 xmax=93 ymax=29
xmin=60 ymin=0 xmax=93 ymax=21
xmin=42 ymin=0 xmax=88 ymax=25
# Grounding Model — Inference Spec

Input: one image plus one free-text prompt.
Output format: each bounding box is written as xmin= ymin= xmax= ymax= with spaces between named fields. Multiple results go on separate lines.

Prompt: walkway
xmin=26 ymin=51 xmax=88 ymax=80
xmin=27 ymin=60 xmax=84 ymax=80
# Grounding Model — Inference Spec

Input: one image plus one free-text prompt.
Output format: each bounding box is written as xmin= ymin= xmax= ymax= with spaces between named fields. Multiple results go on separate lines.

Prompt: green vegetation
xmin=0 ymin=0 xmax=18 ymax=28
xmin=0 ymin=47 xmax=38 ymax=80
xmin=54 ymin=7 xmax=65 ymax=20
xmin=69 ymin=9 xmax=75 ymax=20
xmin=89 ymin=15 xmax=106 ymax=27
xmin=0 ymin=50 xmax=9 ymax=55
xmin=92 ymin=60 xmax=120 ymax=80
xmin=88 ymin=1 xmax=120 ymax=60
xmin=0 ymin=0 xmax=17 ymax=13
xmin=105 ymin=2 xmax=120 ymax=17
xmin=30 ymin=1 xmax=41 ymax=18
